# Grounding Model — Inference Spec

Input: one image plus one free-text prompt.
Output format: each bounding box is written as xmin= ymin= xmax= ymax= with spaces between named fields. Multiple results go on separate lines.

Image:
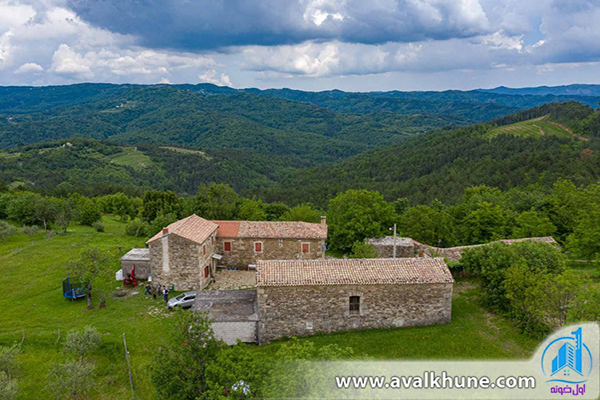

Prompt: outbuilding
xmin=119 ymin=248 xmax=151 ymax=280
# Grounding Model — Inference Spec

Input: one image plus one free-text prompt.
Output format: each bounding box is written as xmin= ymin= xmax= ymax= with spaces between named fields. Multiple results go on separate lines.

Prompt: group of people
xmin=143 ymin=283 xmax=170 ymax=302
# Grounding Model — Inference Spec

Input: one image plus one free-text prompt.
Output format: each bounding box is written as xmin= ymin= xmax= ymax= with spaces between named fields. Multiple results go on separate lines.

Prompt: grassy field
xmin=488 ymin=116 xmax=571 ymax=138
xmin=109 ymin=147 xmax=153 ymax=170
xmin=0 ymin=217 xmax=541 ymax=398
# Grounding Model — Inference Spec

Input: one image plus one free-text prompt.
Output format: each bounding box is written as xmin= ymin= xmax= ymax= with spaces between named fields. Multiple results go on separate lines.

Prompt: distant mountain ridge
xmin=479 ymin=84 xmax=600 ymax=97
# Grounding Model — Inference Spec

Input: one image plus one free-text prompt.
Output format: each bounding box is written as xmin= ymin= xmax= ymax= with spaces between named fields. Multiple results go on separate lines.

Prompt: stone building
xmin=365 ymin=236 xmax=416 ymax=258
xmin=212 ymin=219 xmax=327 ymax=268
xmin=146 ymin=215 xmax=219 ymax=290
xmin=144 ymin=214 xmax=328 ymax=290
xmin=119 ymin=248 xmax=150 ymax=279
xmin=256 ymin=258 xmax=454 ymax=344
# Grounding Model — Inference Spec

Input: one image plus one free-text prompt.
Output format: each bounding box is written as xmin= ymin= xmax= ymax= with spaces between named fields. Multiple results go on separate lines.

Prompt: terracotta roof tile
xmin=146 ymin=214 xmax=218 ymax=245
xmin=211 ymin=220 xmax=327 ymax=239
xmin=256 ymin=258 xmax=453 ymax=287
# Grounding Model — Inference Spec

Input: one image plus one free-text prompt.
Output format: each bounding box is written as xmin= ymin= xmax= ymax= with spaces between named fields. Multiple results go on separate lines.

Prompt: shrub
xmin=64 ymin=326 xmax=101 ymax=360
xmin=125 ymin=219 xmax=150 ymax=237
xmin=92 ymin=221 xmax=104 ymax=233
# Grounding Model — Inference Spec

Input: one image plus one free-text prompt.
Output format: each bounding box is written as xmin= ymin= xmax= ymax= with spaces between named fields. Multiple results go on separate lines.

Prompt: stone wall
xmin=257 ymin=283 xmax=453 ymax=344
xmin=149 ymin=231 xmax=217 ymax=290
xmin=371 ymin=244 xmax=416 ymax=258
xmin=212 ymin=321 xmax=258 ymax=345
xmin=216 ymin=237 xmax=324 ymax=268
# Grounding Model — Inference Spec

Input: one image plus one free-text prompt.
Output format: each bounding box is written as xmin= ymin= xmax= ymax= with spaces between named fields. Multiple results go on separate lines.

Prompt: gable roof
xmin=120 ymin=248 xmax=150 ymax=261
xmin=146 ymin=214 xmax=218 ymax=245
xmin=256 ymin=258 xmax=453 ymax=287
xmin=211 ymin=220 xmax=327 ymax=239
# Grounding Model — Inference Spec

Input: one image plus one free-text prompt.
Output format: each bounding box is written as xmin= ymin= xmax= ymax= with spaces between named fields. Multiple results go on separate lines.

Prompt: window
xmin=204 ymin=266 xmax=209 ymax=278
xmin=302 ymin=242 xmax=310 ymax=254
xmin=254 ymin=242 xmax=263 ymax=253
xmin=349 ymin=296 xmax=360 ymax=314
xmin=203 ymin=244 xmax=206 ymax=255
xmin=211 ymin=236 xmax=214 ymax=245
xmin=224 ymin=241 xmax=231 ymax=252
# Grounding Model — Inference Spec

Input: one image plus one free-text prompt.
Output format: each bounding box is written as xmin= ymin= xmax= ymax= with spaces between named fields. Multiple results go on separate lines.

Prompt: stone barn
xmin=256 ymin=258 xmax=454 ymax=344
xmin=120 ymin=248 xmax=150 ymax=280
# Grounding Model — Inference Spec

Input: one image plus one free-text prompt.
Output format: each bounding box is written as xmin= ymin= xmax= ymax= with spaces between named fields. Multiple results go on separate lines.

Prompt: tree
xmin=76 ymin=198 xmax=102 ymax=226
xmin=459 ymin=201 xmax=510 ymax=244
xmin=54 ymin=198 xmax=76 ymax=233
xmin=33 ymin=196 xmax=57 ymax=231
xmin=5 ymin=192 xmax=41 ymax=226
xmin=0 ymin=345 xmax=20 ymax=400
xmin=150 ymin=309 xmax=223 ymax=399
xmin=22 ymin=226 xmax=40 ymax=242
xmin=141 ymin=190 xmax=181 ymax=221
xmin=64 ymin=326 xmax=101 ymax=361
xmin=46 ymin=360 xmax=95 ymax=400
xmin=401 ymin=205 xmax=455 ymax=247
xmin=279 ymin=204 xmax=321 ymax=223
xmin=513 ymin=211 xmax=556 ymax=238
xmin=0 ymin=221 xmax=15 ymax=243
xmin=68 ymin=247 xmax=112 ymax=309
xmin=236 ymin=198 xmax=266 ymax=221
xmin=188 ymin=184 xmax=240 ymax=220
xmin=0 ymin=372 xmax=17 ymax=400
xmin=349 ymin=241 xmax=378 ymax=258
xmin=327 ymin=190 xmax=397 ymax=251
xmin=547 ymin=179 xmax=584 ymax=240
xmin=567 ymin=208 xmax=600 ymax=260
xmin=264 ymin=202 xmax=290 ymax=221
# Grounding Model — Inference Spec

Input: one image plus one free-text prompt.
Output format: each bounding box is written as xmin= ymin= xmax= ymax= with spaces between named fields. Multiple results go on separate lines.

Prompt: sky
xmin=0 ymin=0 xmax=599 ymax=91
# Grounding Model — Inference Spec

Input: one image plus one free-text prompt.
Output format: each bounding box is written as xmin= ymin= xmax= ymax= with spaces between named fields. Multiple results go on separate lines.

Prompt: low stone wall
xmin=216 ymin=237 xmax=324 ymax=268
xmin=257 ymin=283 xmax=453 ymax=344
xmin=212 ymin=321 xmax=257 ymax=345
xmin=371 ymin=244 xmax=416 ymax=258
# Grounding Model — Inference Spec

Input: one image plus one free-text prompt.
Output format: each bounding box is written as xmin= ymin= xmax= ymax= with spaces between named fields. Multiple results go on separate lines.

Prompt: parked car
xmin=167 ymin=291 xmax=197 ymax=309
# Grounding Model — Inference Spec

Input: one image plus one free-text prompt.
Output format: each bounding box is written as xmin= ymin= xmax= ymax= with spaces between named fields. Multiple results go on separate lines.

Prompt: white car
xmin=167 ymin=291 xmax=196 ymax=309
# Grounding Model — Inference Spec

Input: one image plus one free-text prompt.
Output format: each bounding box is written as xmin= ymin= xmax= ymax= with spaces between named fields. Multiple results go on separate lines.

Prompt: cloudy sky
xmin=1 ymin=0 xmax=599 ymax=91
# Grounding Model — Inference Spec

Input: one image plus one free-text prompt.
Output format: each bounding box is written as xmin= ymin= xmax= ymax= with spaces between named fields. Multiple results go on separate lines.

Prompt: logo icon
xmin=541 ymin=327 xmax=593 ymax=384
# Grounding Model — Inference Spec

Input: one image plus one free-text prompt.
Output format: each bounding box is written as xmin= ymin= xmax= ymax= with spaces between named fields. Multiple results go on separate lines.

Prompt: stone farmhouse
xmin=255 ymin=257 xmax=454 ymax=344
xmin=143 ymin=214 xmax=328 ymax=290
xmin=366 ymin=236 xmax=557 ymax=261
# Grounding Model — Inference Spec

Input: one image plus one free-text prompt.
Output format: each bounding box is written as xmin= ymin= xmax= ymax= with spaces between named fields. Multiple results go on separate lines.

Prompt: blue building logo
xmin=541 ymin=327 xmax=593 ymax=384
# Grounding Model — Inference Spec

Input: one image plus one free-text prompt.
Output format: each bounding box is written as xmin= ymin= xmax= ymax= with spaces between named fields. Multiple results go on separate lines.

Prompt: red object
xmin=224 ymin=241 xmax=231 ymax=252
xmin=204 ymin=266 xmax=209 ymax=278
xmin=131 ymin=264 xmax=137 ymax=286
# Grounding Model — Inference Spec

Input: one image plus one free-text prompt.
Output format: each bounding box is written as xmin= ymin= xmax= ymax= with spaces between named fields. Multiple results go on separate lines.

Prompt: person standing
xmin=152 ymin=285 xmax=157 ymax=300
xmin=163 ymin=286 xmax=169 ymax=302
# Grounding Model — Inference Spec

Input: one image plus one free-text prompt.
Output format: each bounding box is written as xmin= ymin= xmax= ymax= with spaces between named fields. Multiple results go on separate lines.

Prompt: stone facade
xmin=215 ymin=237 xmax=324 ymax=268
xmin=149 ymin=231 xmax=218 ymax=290
xmin=257 ymin=283 xmax=453 ymax=344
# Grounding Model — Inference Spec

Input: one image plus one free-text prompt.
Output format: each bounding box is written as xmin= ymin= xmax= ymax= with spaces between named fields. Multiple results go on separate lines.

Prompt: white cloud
xmin=199 ymin=69 xmax=233 ymax=86
xmin=15 ymin=62 xmax=43 ymax=74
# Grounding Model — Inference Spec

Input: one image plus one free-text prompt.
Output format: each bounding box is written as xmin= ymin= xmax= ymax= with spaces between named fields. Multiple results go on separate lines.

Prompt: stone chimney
xmin=321 ymin=216 xmax=326 ymax=225
xmin=162 ymin=228 xmax=169 ymax=235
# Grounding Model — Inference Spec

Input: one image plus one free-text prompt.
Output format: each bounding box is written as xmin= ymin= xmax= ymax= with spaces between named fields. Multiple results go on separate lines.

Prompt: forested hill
xmin=1 ymin=83 xmax=600 ymax=159
xmin=261 ymin=102 xmax=600 ymax=206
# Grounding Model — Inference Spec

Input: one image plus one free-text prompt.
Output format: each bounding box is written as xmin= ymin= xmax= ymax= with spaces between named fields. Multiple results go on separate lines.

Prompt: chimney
xmin=320 ymin=216 xmax=326 ymax=226
xmin=162 ymin=228 xmax=169 ymax=235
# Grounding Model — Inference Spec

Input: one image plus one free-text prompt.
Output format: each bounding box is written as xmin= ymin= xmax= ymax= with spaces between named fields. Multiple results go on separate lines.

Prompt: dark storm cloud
xmin=66 ymin=0 xmax=491 ymax=51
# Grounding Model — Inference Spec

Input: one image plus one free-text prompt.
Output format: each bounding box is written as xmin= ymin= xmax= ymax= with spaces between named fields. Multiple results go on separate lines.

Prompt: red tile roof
xmin=256 ymin=258 xmax=453 ymax=287
xmin=146 ymin=214 xmax=218 ymax=245
xmin=211 ymin=220 xmax=327 ymax=239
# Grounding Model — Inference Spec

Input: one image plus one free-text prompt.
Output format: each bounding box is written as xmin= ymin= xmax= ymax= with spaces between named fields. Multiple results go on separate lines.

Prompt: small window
xmin=224 ymin=241 xmax=231 ymax=252
xmin=203 ymin=244 xmax=206 ymax=255
xmin=211 ymin=236 xmax=214 ymax=245
xmin=349 ymin=296 xmax=360 ymax=314
xmin=302 ymin=242 xmax=310 ymax=254
xmin=254 ymin=242 xmax=263 ymax=253
xmin=204 ymin=266 xmax=209 ymax=278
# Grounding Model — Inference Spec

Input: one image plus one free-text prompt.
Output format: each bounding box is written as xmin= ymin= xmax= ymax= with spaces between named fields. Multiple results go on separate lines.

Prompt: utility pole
xmin=391 ymin=223 xmax=397 ymax=259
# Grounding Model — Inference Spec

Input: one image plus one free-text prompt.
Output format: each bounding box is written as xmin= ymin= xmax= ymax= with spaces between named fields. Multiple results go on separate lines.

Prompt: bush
xmin=64 ymin=326 xmax=101 ymax=360
xmin=125 ymin=219 xmax=150 ymax=237
xmin=349 ymin=241 xmax=378 ymax=258
xmin=0 ymin=371 xmax=17 ymax=400
xmin=92 ymin=221 xmax=104 ymax=233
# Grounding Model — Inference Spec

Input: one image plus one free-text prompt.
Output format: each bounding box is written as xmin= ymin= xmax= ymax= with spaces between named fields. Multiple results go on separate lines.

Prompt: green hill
xmin=261 ymin=102 xmax=600 ymax=206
